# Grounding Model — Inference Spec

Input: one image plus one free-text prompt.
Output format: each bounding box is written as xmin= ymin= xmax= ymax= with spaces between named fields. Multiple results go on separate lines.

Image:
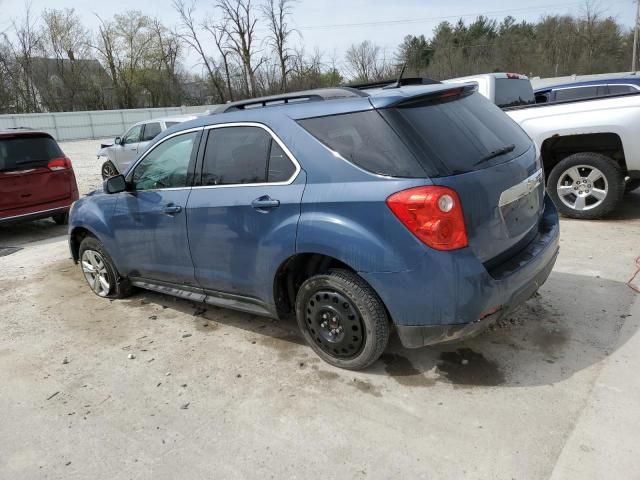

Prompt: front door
xmin=186 ymin=125 xmax=304 ymax=305
xmin=110 ymin=130 xmax=202 ymax=285
xmin=114 ymin=124 xmax=143 ymax=173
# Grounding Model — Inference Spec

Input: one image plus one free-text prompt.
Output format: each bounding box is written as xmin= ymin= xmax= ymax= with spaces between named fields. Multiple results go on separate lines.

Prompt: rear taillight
xmin=48 ymin=156 xmax=72 ymax=171
xmin=386 ymin=186 xmax=468 ymax=251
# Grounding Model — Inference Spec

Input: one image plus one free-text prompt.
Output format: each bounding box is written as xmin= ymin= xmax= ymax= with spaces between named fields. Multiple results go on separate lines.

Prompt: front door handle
xmin=163 ymin=204 xmax=182 ymax=215
xmin=251 ymin=196 xmax=280 ymax=211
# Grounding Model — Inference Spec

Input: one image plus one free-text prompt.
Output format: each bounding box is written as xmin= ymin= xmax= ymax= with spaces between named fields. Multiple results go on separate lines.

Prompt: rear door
xmin=0 ymin=134 xmax=72 ymax=213
xmin=186 ymin=124 xmax=304 ymax=303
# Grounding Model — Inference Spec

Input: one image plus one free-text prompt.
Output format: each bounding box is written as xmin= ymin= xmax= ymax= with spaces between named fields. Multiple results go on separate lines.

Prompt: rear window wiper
xmin=474 ymin=144 xmax=515 ymax=166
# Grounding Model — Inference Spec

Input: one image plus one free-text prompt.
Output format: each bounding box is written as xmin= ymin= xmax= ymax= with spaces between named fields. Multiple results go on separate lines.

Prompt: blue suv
xmin=69 ymin=82 xmax=560 ymax=370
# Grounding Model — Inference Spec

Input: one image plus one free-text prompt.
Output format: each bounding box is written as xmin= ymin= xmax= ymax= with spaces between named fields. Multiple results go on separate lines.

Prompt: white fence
xmin=0 ymin=105 xmax=219 ymax=141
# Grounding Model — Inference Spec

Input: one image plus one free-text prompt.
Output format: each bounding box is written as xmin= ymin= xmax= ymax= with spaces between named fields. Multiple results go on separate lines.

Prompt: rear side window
xmin=0 ymin=135 xmax=62 ymax=172
xmin=298 ymin=110 xmax=427 ymax=178
xmin=381 ymin=92 xmax=532 ymax=175
xmin=165 ymin=121 xmax=180 ymax=128
xmin=495 ymin=78 xmax=535 ymax=108
xmin=141 ymin=122 xmax=162 ymax=141
xmin=554 ymin=86 xmax=598 ymax=102
xmin=201 ymin=126 xmax=297 ymax=186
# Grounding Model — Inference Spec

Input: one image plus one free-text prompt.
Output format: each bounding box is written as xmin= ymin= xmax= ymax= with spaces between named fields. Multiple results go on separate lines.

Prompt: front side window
xmin=201 ymin=126 xmax=296 ymax=186
xmin=132 ymin=132 xmax=198 ymax=190
xmin=141 ymin=122 xmax=162 ymax=141
xmin=122 ymin=125 xmax=143 ymax=144
xmin=608 ymin=85 xmax=636 ymax=95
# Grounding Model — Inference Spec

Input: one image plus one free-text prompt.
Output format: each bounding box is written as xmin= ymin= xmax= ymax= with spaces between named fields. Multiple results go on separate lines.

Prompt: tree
xmin=261 ymin=0 xmax=297 ymax=92
xmin=345 ymin=40 xmax=387 ymax=82
xmin=396 ymin=34 xmax=431 ymax=75
xmin=217 ymin=0 xmax=263 ymax=97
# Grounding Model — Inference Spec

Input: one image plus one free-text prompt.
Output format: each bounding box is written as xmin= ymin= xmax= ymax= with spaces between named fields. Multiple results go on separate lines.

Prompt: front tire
xmin=295 ymin=269 xmax=390 ymax=370
xmin=101 ymin=160 xmax=118 ymax=180
xmin=547 ymin=152 xmax=624 ymax=219
xmin=78 ymin=236 xmax=133 ymax=299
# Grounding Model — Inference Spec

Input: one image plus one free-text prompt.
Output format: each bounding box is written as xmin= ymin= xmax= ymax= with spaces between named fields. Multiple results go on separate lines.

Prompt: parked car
xmin=534 ymin=76 xmax=640 ymax=104
xmin=445 ymin=72 xmax=640 ymax=219
xmin=98 ymin=115 xmax=198 ymax=179
xmin=69 ymin=84 xmax=559 ymax=370
xmin=0 ymin=128 xmax=78 ymax=225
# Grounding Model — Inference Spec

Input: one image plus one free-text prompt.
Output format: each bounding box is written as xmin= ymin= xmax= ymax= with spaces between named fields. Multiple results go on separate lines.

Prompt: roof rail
xmin=221 ymin=87 xmax=367 ymax=113
xmin=345 ymin=77 xmax=442 ymax=90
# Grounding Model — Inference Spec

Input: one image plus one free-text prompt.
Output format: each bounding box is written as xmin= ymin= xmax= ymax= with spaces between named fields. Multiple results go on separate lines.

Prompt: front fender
xmin=69 ymin=194 xmax=119 ymax=267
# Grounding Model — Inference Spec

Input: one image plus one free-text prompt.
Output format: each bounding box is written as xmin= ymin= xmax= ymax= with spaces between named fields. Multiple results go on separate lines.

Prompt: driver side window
xmin=132 ymin=132 xmax=199 ymax=191
xmin=122 ymin=124 xmax=143 ymax=145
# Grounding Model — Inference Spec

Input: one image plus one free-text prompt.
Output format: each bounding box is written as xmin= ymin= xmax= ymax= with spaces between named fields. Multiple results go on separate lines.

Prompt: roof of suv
xmin=0 ymin=128 xmax=53 ymax=139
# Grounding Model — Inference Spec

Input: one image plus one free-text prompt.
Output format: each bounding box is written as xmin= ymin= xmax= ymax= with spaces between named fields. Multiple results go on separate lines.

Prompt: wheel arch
xmin=69 ymin=226 xmax=99 ymax=263
xmin=540 ymin=132 xmax=627 ymax=179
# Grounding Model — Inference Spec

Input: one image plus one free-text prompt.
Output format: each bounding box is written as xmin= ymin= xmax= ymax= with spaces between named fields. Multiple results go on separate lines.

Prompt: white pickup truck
xmin=445 ymin=73 xmax=640 ymax=219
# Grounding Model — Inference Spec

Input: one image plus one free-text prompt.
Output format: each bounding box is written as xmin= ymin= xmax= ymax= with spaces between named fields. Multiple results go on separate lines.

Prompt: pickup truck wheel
xmin=101 ymin=160 xmax=118 ymax=180
xmin=625 ymin=179 xmax=640 ymax=194
xmin=78 ymin=236 xmax=133 ymax=299
xmin=548 ymin=153 xmax=624 ymax=220
xmin=295 ymin=269 xmax=390 ymax=371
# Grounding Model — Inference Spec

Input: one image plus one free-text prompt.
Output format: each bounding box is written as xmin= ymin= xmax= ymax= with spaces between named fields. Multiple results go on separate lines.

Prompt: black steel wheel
xmin=295 ymin=269 xmax=389 ymax=370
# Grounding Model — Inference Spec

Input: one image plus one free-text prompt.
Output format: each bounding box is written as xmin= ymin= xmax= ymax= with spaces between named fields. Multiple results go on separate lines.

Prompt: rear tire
xmin=101 ymin=160 xmax=118 ymax=180
xmin=547 ymin=152 xmax=624 ymax=219
xmin=78 ymin=236 xmax=133 ymax=299
xmin=52 ymin=213 xmax=68 ymax=225
xmin=295 ymin=269 xmax=389 ymax=370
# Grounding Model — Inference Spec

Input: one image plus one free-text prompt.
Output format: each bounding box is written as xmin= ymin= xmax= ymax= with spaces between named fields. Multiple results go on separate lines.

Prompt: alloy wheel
xmin=102 ymin=162 xmax=118 ymax=179
xmin=81 ymin=250 xmax=111 ymax=297
xmin=556 ymin=164 xmax=608 ymax=212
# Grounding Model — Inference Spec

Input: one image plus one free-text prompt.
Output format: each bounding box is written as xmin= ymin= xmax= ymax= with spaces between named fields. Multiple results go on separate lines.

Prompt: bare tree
xmin=345 ymin=40 xmax=386 ymax=82
xmin=217 ymin=0 xmax=263 ymax=97
xmin=8 ymin=3 xmax=42 ymax=112
xmin=261 ymin=0 xmax=297 ymax=92
xmin=173 ymin=0 xmax=226 ymax=102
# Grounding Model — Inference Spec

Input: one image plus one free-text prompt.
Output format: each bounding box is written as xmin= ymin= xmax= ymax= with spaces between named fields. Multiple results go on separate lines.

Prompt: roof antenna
xmin=384 ymin=62 xmax=407 ymax=89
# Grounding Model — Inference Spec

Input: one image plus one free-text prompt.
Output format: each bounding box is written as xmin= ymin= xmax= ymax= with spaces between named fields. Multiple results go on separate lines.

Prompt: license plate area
xmin=499 ymin=169 xmax=544 ymax=237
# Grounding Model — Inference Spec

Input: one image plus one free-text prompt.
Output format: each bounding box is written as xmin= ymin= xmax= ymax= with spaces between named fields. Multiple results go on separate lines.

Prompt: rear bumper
xmin=362 ymin=195 xmax=560 ymax=348
xmin=0 ymin=198 xmax=74 ymax=224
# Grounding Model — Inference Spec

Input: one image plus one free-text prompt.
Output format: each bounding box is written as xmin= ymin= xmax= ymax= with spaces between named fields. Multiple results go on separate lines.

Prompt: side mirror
xmin=115 ymin=136 xmax=122 ymax=145
xmin=104 ymin=174 xmax=127 ymax=194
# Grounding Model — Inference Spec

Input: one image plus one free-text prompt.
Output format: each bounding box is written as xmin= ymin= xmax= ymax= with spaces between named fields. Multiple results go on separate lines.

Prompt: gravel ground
xmin=1 ymin=138 xmax=639 ymax=479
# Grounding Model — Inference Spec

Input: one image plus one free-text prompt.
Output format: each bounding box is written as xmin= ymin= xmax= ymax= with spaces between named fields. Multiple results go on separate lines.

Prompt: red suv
xmin=0 ymin=129 xmax=79 ymax=225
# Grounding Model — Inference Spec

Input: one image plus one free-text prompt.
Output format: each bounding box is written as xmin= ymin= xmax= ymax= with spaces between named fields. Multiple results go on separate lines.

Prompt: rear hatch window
xmin=380 ymin=92 xmax=533 ymax=176
xmin=494 ymin=78 xmax=535 ymax=108
xmin=0 ymin=135 xmax=62 ymax=172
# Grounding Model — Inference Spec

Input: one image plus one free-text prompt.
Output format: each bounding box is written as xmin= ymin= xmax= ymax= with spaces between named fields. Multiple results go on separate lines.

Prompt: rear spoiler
xmin=369 ymin=83 xmax=478 ymax=109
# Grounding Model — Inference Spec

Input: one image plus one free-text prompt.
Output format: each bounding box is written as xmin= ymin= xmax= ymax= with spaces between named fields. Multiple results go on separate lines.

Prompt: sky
xmin=1 ymin=0 xmax=638 ymax=72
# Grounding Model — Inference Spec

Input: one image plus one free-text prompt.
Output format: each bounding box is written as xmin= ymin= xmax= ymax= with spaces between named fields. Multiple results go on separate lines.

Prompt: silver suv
xmin=99 ymin=115 xmax=197 ymax=179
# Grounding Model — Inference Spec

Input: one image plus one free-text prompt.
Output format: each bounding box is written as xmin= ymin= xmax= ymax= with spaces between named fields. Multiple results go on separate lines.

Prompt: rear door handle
xmin=251 ymin=196 xmax=280 ymax=211
xmin=163 ymin=204 xmax=182 ymax=215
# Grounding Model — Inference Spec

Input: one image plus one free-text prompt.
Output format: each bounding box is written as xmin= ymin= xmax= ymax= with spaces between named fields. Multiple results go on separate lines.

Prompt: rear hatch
xmin=378 ymin=88 xmax=543 ymax=265
xmin=0 ymin=133 xmax=72 ymax=213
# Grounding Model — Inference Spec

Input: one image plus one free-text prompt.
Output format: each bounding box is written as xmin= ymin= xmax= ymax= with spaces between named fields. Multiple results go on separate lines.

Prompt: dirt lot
xmin=1 ymin=139 xmax=640 ymax=479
